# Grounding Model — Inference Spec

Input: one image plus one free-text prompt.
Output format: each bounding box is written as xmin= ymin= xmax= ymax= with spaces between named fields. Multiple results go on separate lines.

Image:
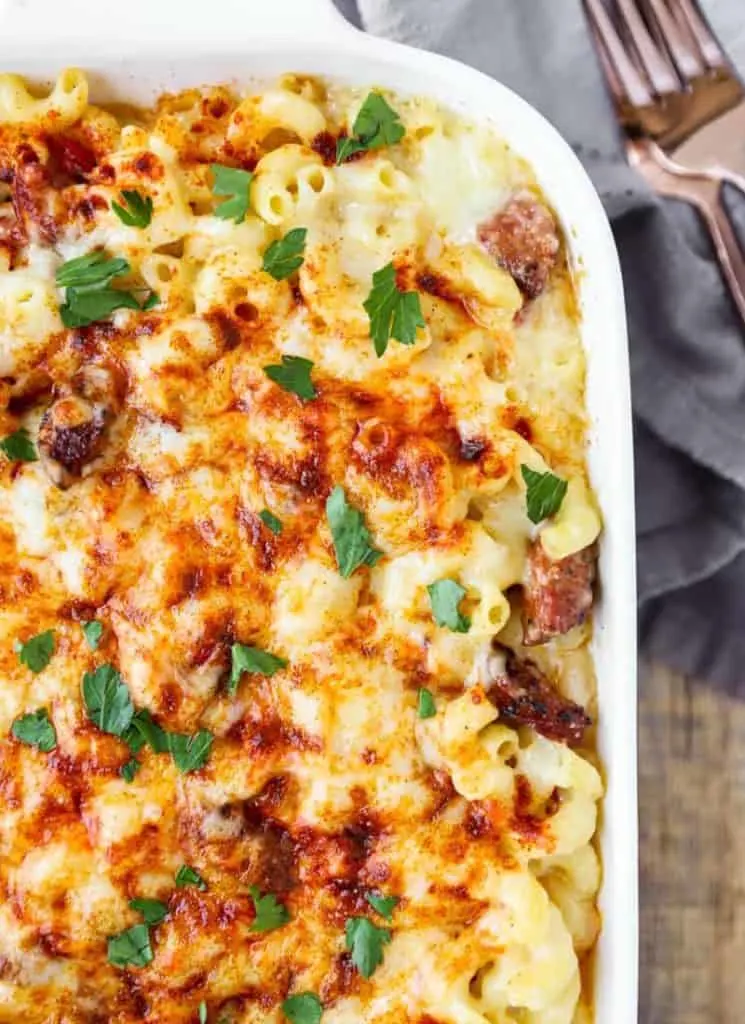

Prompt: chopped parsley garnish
xmin=263 ymin=355 xmax=317 ymax=401
xmin=520 ymin=465 xmax=568 ymax=524
xmin=129 ymin=898 xmax=168 ymax=926
xmin=16 ymin=629 xmax=55 ymax=673
xmin=107 ymin=923 xmax=153 ymax=968
xmin=120 ymin=758 xmax=140 ymax=782
xmin=249 ymin=885 xmax=291 ymax=933
xmin=175 ymin=864 xmax=207 ymax=891
xmin=281 ymin=993 xmax=323 ymax=1024
xmin=416 ymin=687 xmax=437 ymax=719
xmin=124 ymin=708 xmax=170 ymax=754
xmin=336 ymin=92 xmax=405 ymax=164
xmin=262 ymin=228 xmax=307 ymax=280
xmin=326 ymin=485 xmax=382 ymax=579
xmin=60 ymin=288 xmax=143 ymax=327
xmin=112 ymin=189 xmax=154 ymax=228
xmin=81 ymin=620 xmax=103 ymax=651
xmin=56 ymin=252 xmax=129 ymax=289
xmin=365 ymin=892 xmax=399 ymax=920
xmin=363 ymin=262 xmax=424 ymax=357
xmin=344 ymin=916 xmax=391 ymax=978
xmin=11 ymin=708 xmax=57 ymax=752
xmin=82 ymin=663 xmax=134 ymax=737
xmin=211 ymin=164 xmax=253 ymax=223
xmin=81 ymin=660 xmax=206 ymax=771
xmin=0 ymin=427 xmax=38 ymax=462
xmin=228 ymin=643 xmax=288 ymax=697
xmin=427 ymin=579 xmax=471 ymax=634
xmin=168 ymin=730 xmax=213 ymax=774
xmin=56 ymin=251 xmax=156 ymax=327
xmin=259 ymin=509 xmax=283 ymax=535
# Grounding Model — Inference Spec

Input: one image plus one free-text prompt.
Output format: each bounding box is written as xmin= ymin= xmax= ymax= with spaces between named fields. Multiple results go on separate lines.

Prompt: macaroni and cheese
xmin=0 ymin=70 xmax=602 ymax=1023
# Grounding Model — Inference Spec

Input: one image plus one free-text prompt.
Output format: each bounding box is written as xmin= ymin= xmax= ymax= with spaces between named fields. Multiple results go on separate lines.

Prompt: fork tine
xmin=615 ymin=0 xmax=680 ymax=95
xmin=640 ymin=0 xmax=705 ymax=83
xmin=661 ymin=0 xmax=710 ymax=68
xmin=672 ymin=0 xmax=731 ymax=70
xmin=583 ymin=0 xmax=653 ymax=110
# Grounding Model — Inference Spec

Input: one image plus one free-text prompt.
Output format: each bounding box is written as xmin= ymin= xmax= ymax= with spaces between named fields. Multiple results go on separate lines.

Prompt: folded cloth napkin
xmin=336 ymin=0 xmax=745 ymax=691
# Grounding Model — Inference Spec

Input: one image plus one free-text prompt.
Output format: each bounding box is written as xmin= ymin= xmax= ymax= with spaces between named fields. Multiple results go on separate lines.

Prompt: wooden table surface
xmin=639 ymin=659 xmax=745 ymax=1023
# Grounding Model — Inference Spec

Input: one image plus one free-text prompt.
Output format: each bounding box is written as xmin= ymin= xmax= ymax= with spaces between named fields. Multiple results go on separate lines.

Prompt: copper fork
xmin=583 ymin=0 xmax=745 ymax=323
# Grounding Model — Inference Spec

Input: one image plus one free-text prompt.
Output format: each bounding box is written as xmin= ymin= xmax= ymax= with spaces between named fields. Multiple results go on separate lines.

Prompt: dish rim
xmin=0 ymin=7 xmax=638 ymax=1022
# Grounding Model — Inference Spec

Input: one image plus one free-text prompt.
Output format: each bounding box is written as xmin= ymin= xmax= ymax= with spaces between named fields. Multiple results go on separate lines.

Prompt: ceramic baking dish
xmin=0 ymin=1 xmax=638 ymax=1019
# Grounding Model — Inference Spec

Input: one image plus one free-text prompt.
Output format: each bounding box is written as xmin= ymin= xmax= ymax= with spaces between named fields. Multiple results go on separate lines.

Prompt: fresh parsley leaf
xmin=129 ymin=898 xmax=168 ymax=926
xmin=175 ymin=864 xmax=207 ymax=891
xmin=82 ymin=664 xmax=134 ymax=737
xmin=259 ymin=509 xmax=282 ymax=535
xmin=81 ymin=620 xmax=103 ymax=650
xmin=124 ymin=708 xmax=169 ymax=754
xmin=0 ymin=427 xmax=38 ymax=462
xmin=211 ymin=164 xmax=253 ymax=223
xmin=416 ymin=687 xmax=436 ymax=719
xmin=263 ymin=355 xmax=316 ymax=401
xmin=141 ymin=291 xmax=160 ymax=311
xmin=229 ymin=643 xmax=288 ymax=697
xmin=107 ymin=923 xmax=153 ymax=968
xmin=60 ymin=287 xmax=141 ymax=328
xmin=11 ymin=708 xmax=56 ymax=752
xmin=363 ymin=262 xmax=424 ymax=357
xmin=520 ymin=465 xmax=568 ymax=524
xmin=199 ymin=1001 xmax=208 ymax=1024
xmin=281 ymin=993 xmax=323 ymax=1024
xmin=111 ymin=190 xmax=154 ymax=228
xmin=336 ymin=92 xmax=405 ymax=164
xmin=249 ymin=885 xmax=291 ymax=933
xmin=326 ymin=486 xmax=382 ymax=578
xmin=344 ymin=916 xmax=391 ymax=979
xmin=365 ymin=892 xmax=399 ymax=921
xmin=120 ymin=758 xmax=140 ymax=782
xmin=168 ymin=730 xmax=213 ymax=774
xmin=262 ymin=228 xmax=307 ymax=281
xmin=16 ymin=630 xmax=55 ymax=673
xmin=56 ymin=252 xmax=155 ymax=327
xmin=56 ymin=252 xmax=130 ymax=289
xmin=427 ymin=579 xmax=471 ymax=634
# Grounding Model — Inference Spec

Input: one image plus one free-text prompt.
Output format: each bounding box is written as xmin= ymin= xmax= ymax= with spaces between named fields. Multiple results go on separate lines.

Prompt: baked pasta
xmin=0 ymin=69 xmax=603 ymax=1023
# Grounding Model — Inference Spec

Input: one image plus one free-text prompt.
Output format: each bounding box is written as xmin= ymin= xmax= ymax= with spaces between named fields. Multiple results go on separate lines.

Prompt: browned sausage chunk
xmin=39 ymin=395 xmax=107 ymax=488
xmin=523 ymin=541 xmax=596 ymax=646
xmin=38 ymin=365 xmax=119 ymax=488
xmin=11 ymin=144 xmax=67 ymax=246
xmin=478 ymin=191 xmax=560 ymax=300
xmin=489 ymin=647 xmax=591 ymax=745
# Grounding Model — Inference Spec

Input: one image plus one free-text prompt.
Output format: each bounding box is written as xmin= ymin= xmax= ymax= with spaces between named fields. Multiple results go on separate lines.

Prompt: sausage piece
xmin=478 ymin=191 xmax=560 ymax=300
xmin=0 ymin=203 xmax=23 ymax=269
xmin=522 ymin=541 xmax=596 ymax=646
xmin=45 ymin=134 xmax=97 ymax=184
xmin=488 ymin=647 xmax=591 ymax=745
xmin=11 ymin=144 xmax=66 ymax=246
xmin=38 ymin=364 xmax=120 ymax=488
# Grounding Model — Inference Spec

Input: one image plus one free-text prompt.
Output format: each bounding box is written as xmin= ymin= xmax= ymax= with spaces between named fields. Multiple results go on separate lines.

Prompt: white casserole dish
xmin=0 ymin=1 xmax=638 ymax=1020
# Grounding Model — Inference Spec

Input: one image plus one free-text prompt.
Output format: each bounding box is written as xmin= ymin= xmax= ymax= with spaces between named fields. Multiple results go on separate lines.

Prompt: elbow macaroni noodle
xmin=0 ymin=67 xmax=87 ymax=126
xmin=0 ymin=69 xmax=602 ymax=1022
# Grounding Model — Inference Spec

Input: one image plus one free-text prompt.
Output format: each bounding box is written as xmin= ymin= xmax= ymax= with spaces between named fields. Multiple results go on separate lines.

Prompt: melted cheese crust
xmin=0 ymin=71 xmax=602 ymax=1023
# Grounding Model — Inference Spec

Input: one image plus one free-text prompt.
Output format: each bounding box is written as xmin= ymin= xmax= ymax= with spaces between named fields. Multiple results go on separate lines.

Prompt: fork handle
xmin=705 ymin=193 xmax=745 ymax=324
xmin=672 ymin=101 xmax=745 ymax=193
xmin=634 ymin=142 xmax=745 ymax=325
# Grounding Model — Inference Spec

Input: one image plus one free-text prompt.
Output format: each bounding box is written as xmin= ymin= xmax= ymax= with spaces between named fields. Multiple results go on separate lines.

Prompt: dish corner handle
xmin=0 ymin=0 xmax=354 ymax=48
xmin=238 ymin=0 xmax=354 ymax=41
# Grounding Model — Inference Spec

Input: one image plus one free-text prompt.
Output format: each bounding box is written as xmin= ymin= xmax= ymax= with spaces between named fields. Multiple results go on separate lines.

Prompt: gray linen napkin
xmin=336 ymin=0 xmax=745 ymax=691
